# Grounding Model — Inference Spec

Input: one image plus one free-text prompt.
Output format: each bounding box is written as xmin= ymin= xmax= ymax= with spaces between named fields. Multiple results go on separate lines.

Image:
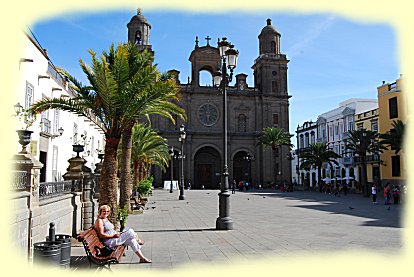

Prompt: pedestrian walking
xmin=232 ymin=180 xmax=236 ymax=194
xmin=392 ymin=185 xmax=400 ymax=204
xmin=384 ymin=183 xmax=391 ymax=205
xmin=343 ymin=183 xmax=348 ymax=196
xmin=371 ymin=183 xmax=377 ymax=204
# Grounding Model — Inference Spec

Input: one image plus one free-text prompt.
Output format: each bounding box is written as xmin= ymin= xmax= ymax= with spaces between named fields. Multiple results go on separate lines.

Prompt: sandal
xmin=140 ymin=258 xmax=152 ymax=263
xmin=138 ymin=239 xmax=145 ymax=245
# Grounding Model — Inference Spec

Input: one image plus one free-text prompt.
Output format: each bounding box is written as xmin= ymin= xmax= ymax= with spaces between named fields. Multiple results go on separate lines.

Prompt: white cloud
xmin=287 ymin=14 xmax=337 ymax=58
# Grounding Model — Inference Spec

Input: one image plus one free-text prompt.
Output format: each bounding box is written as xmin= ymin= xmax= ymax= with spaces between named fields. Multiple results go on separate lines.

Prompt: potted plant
xmin=72 ymin=133 xmax=90 ymax=157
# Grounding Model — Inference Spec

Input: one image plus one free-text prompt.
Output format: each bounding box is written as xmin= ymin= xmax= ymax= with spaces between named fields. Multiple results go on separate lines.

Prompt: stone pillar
xmin=81 ymin=166 xmax=96 ymax=229
xmin=63 ymin=156 xmax=85 ymax=234
xmin=12 ymin=152 xmax=43 ymax=261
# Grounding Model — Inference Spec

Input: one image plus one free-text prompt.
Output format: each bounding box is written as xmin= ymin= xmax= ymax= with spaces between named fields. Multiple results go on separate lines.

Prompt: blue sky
xmin=31 ymin=8 xmax=399 ymax=138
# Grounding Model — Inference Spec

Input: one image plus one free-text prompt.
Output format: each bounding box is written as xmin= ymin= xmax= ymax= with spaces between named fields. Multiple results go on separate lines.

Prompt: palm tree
xmin=345 ymin=129 xmax=385 ymax=197
xmin=380 ymin=120 xmax=405 ymax=154
xmin=258 ymin=127 xmax=293 ymax=185
xmin=117 ymin=66 xmax=186 ymax=214
xmin=298 ymin=142 xmax=341 ymax=191
xmin=130 ymin=124 xmax=170 ymax=191
xmin=29 ymin=43 xmax=184 ymax=224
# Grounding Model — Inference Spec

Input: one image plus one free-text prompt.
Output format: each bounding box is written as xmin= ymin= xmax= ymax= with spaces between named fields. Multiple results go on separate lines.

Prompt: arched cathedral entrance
xmin=194 ymin=146 xmax=221 ymax=189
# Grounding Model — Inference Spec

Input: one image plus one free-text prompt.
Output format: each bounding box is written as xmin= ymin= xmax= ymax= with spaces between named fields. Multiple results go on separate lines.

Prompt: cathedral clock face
xmin=198 ymin=103 xmax=219 ymax=126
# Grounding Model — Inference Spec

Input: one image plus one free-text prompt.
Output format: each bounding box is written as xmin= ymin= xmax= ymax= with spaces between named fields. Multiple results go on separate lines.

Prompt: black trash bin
xmin=33 ymin=241 xmax=62 ymax=267
xmin=46 ymin=234 xmax=72 ymax=268
xmin=55 ymin=235 xmax=72 ymax=268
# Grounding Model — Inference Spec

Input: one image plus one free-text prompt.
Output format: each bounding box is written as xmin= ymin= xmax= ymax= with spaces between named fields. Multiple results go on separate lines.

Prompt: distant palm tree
xmin=29 ymin=43 xmax=184 ymax=224
xmin=258 ymin=127 xmax=293 ymax=185
xmin=130 ymin=124 xmax=170 ymax=191
xmin=380 ymin=120 xmax=405 ymax=154
xmin=299 ymin=142 xmax=340 ymax=191
xmin=345 ymin=129 xmax=385 ymax=197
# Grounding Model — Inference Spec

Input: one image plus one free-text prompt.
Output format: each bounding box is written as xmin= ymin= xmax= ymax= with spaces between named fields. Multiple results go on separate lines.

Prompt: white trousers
xmin=104 ymin=227 xmax=141 ymax=252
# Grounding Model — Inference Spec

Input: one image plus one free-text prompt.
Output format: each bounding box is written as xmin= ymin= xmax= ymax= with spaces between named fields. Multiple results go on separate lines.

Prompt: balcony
xmin=354 ymin=154 xmax=381 ymax=164
xmin=342 ymin=156 xmax=354 ymax=165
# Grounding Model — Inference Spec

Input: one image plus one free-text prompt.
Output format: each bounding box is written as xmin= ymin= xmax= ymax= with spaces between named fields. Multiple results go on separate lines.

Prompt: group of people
xmin=371 ymin=183 xmax=401 ymax=205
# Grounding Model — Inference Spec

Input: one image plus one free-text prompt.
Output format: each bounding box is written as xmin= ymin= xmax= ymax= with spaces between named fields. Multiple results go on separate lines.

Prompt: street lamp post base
xmin=216 ymin=217 xmax=233 ymax=230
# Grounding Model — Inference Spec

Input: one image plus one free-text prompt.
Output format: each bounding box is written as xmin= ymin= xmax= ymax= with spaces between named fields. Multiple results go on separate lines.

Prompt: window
xmin=371 ymin=120 xmax=378 ymax=133
xmin=299 ymin=135 xmax=304 ymax=148
xmin=334 ymin=125 xmax=338 ymax=136
xmin=52 ymin=146 xmax=58 ymax=181
xmin=310 ymin=131 xmax=315 ymax=144
xmin=53 ymin=110 xmax=60 ymax=133
xmin=41 ymin=110 xmax=50 ymax=133
xmin=271 ymin=41 xmax=276 ymax=53
xmin=348 ymin=121 xmax=354 ymax=131
xmin=391 ymin=155 xmax=401 ymax=177
xmin=135 ymin=31 xmax=142 ymax=44
xmin=389 ymin=97 xmax=398 ymax=119
xmin=272 ymin=113 xmax=279 ymax=127
xmin=91 ymin=136 xmax=95 ymax=157
xmin=305 ymin=133 xmax=309 ymax=147
xmin=237 ymin=114 xmax=247 ymax=132
xmin=271 ymin=81 xmax=278 ymax=94
xmin=25 ymin=81 xmax=34 ymax=109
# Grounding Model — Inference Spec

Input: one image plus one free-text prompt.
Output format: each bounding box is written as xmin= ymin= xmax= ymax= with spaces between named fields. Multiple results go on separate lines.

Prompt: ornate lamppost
xmin=213 ymin=37 xmax=238 ymax=230
xmin=178 ymin=124 xmax=186 ymax=200
xmin=169 ymin=146 xmax=174 ymax=193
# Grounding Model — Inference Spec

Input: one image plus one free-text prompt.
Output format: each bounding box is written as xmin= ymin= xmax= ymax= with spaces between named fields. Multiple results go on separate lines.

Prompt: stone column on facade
xmin=93 ymin=158 xmax=103 ymax=199
xmin=81 ymin=165 xmax=96 ymax=230
xmin=63 ymin=155 xmax=85 ymax=234
xmin=12 ymin=152 xmax=43 ymax=261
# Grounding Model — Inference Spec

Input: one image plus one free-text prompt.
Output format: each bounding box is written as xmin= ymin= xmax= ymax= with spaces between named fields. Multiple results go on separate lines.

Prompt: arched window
xmin=135 ymin=31 xmax=142 ymax=45
xmin=271 ymin=41 xmax=276 ymax=53
xmin=237 ymin=114 xmax=247 ymax=132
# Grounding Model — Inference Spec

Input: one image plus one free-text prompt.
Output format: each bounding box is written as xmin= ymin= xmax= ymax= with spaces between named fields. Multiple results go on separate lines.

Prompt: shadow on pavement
xmin=248 ymin=190 xmax=402 ymax=228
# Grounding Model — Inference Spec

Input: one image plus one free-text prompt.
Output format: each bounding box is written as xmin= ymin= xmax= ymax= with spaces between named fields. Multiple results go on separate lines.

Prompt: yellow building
xmin=354 ymin=108 xmax=380 ymax=184
xmin=377 ymin=76 xmax=406 ymax=187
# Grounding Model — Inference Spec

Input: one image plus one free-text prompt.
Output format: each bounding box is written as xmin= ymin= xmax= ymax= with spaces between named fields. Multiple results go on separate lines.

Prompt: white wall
xmin=13 ymin=32 xmax=105 ymax=182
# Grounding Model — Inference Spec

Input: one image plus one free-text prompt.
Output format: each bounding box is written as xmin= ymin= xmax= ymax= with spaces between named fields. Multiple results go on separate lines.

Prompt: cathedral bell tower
xmin=252 ymin=19 xmax=289 ymax=95
xmin=127 ymin=8 xmax=153 ymax=53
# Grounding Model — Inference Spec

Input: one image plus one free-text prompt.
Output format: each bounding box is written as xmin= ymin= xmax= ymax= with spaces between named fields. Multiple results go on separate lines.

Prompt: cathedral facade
xmin=127 ymin=11 xmax=292 ymax=189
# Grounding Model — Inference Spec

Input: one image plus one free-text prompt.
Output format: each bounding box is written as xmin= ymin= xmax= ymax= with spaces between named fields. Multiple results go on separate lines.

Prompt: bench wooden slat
xmin=77 ymin=227 xmax=126 ymax=268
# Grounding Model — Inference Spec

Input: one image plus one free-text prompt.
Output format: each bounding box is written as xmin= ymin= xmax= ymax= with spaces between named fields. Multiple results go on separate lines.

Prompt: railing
xmin=11 ymin=171 xmax=30 ymax=190
xmin=39 ymin=180 xmax=75 ymax=200
xmin=354 ymin=154 xmax=381 ymax=164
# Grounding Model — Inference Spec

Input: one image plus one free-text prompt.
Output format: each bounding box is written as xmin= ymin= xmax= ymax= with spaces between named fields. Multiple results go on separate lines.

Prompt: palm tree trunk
xmin=361 ymin=154 xmax=369 ymax=197
xmin=133 ymin=160 xmax=139 ymax=192
xmin=119 ymin=124 xmax=134 ymax=213
xmin=99 ymin=136 xmax=120 ymax=227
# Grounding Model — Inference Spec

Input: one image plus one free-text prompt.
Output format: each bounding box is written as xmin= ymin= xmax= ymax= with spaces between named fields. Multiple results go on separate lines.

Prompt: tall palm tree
xmin=380 ymin=120 xmax=405 ymax=154
xmin=130 ymin=124 xmax=170 ymax=191
xmin=345 ymin=129 xmax=385 ymax=197
xmin=29 ymin=43 xmax=184 ymax=224
xmin=258 ymin=127 xmax=293 ymax=185
xmin=298 ymin=142 xmax=341 ymax=191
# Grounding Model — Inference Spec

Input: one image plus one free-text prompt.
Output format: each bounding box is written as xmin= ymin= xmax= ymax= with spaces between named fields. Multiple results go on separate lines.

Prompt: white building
xmin=13 ymin=31 xmax=105 ymax=182
xmin=295 ymin=98 xmax=378 ymax=190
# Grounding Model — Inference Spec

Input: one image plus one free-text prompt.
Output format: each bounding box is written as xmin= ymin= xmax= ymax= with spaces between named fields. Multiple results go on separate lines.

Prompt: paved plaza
xmin=70 ymin=188 xmax=404 ymax=272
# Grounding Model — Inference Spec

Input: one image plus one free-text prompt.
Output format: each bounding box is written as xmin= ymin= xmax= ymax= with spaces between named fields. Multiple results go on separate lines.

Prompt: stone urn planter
xmin=72 ymin=144 xmax=85 ymax=157
xmin=16 ymin=130 xmax=33 ymax=154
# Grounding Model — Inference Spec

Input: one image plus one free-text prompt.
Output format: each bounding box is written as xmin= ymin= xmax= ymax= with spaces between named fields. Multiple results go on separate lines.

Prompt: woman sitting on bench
xmin=95 ymin=205 xmax=152 ymax=263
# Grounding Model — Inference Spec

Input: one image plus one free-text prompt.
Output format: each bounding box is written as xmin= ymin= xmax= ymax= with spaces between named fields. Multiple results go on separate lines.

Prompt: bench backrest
xmin=77 ymin=227 xmax=104 ymax=258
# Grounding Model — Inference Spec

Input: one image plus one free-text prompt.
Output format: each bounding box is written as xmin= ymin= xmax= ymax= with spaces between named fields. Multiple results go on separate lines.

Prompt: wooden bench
xmin=130 ymin=196 xmax=148 ymax=210
xmin=77 ymin=227 xmax=125 ymax=269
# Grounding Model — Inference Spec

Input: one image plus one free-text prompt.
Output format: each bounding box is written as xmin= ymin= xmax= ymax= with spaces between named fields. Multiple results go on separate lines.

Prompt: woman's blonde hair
xmin=98 ymin=205 xmax=111 ymax=215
